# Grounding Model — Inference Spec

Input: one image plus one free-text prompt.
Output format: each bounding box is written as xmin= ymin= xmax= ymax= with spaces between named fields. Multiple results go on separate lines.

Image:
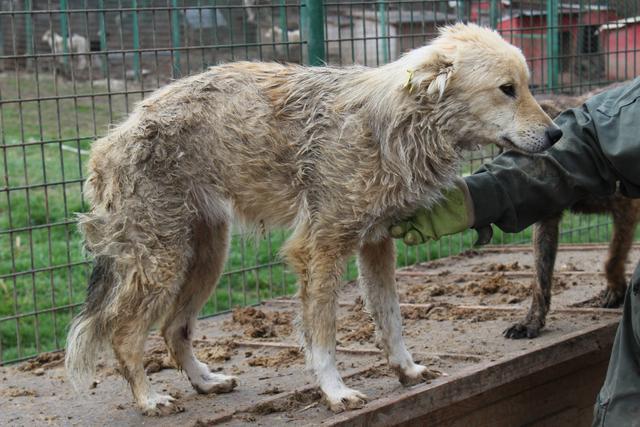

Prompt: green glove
xmin=390 ymin=179 xmax=475 ymax=245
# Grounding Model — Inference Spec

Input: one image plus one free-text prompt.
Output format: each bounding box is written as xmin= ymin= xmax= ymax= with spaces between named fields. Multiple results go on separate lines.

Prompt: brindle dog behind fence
xmin=504 ymin=83 xmax=640 ymax=340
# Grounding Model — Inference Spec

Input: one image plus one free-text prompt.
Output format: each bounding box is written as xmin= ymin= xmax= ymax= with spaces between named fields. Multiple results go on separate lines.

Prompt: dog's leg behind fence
xmin=504 ymin=215 xmax=561 ymax=339
xmin=603 ymin=200 xmax=638 ymax=307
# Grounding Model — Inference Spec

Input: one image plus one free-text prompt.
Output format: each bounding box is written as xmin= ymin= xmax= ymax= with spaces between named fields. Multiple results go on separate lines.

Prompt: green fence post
xmin=98 ymin=0 xmax=108 ymax=76
xmin=25 ymin=0 xmax=33 ymax=68
xmin=210 ymin=0 xmax=218 ymax=60
xmin=131 ymin=0 xmax=141 ymax=80
xmin=305 ymin=0 xmax=325 ymax=65
xmin=0 ymin=19 xmax=4 ymax=58
xmin=489 ymin=0 xmax=499 ymax=29
xmin=456 ymin=0 xmax=466 ymax=22
xmin=171 ymin=0 xmax=181 ymax=76
xmin=546 ymin=0 xmax=559 ymax=92
xmin=279 ymin=0 xmax=288 ymax=44
xmin=59 ymin=0 xmax=70 ymax=68
xmin=300 ymin=0 xmax=306 ymax=62
xmin=379 ymin=0 xmax=388 ymax=64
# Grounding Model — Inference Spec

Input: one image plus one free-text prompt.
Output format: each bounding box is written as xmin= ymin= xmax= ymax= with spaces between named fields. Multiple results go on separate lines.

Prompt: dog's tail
xmin=65 ymin=256 xmax=115 ymax=390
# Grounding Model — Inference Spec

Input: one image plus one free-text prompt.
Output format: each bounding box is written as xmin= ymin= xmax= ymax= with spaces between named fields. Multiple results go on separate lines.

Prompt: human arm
xmin=392 ymin=78 xmax=640 ymax=243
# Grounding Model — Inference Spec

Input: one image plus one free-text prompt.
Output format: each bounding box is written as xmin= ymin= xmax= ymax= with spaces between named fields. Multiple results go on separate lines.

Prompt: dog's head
xmin=400 ymin=23 xmax=561 ymax=153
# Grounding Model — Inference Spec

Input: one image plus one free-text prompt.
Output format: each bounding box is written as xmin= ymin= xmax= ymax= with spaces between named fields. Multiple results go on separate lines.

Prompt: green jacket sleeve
xmin=466 ymin=78 xmax=640 ymax=233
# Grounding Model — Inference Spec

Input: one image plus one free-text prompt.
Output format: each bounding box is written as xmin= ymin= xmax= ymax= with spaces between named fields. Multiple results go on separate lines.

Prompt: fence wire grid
xmin=1 ymin=0 xmax=639 ymax=364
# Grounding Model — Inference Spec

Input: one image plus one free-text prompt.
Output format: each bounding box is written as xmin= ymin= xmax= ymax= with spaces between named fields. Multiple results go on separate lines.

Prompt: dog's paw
xmin=395 ymin=363 xmax=440 ymax=386
xmin=140 ymin=393 xmax=185 ymax=416
xmin=323 ymin=387 xmax=367 ymax=413
xmin=503 ymin=322 xmax=540 ymax=339
xmin=601 ymin=288 xmax=625 ymax=308
xmin=191 ymin=372 xmax=238 ymax=395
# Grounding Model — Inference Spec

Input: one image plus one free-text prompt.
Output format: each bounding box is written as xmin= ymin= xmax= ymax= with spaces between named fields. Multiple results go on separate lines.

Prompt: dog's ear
xmin=423 ymin=54 xmax=455 ymax=101
xmin=403 ymin=48 xmax=455 ymax=101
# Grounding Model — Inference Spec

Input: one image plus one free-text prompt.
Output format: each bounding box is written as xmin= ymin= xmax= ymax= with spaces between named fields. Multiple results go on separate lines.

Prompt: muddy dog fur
xmin=64 ymin=24 xmax=560 ymax=415
xmin=504 ymin=83 xmax=640 ymax=339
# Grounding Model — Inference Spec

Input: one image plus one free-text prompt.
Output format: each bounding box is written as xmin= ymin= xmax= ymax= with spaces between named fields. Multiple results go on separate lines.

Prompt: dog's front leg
xmin=306 ymin=253 xmax=367 ymax=412
xmin=287 ymin=232 xmax=366 ymax=413
xmin=358 ymin=237 xmax=438 ymax=385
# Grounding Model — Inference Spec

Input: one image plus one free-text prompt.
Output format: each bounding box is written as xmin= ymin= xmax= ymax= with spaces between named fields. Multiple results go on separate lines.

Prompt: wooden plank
xmin=324 ymin=321 xmax=618 ymax=427
xmin=404 ymin=349 xmax=609 ymax=426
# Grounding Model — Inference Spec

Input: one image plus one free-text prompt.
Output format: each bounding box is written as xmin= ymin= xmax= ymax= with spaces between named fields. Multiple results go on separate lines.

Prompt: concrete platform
xmin=1 ymin=244 xmax=636 ymax=426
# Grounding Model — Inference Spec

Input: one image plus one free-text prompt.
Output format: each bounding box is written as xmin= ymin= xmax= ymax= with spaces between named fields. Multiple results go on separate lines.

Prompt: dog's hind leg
xmin=110 ymin=249 xmax=189 ymax=416
xmin=358 ymin=237 xmax=437 ymax=386
xmin=160 ymin=219 xmax=237 ymax=395
xmin=284 ymin=227 xmax=366 ymax=413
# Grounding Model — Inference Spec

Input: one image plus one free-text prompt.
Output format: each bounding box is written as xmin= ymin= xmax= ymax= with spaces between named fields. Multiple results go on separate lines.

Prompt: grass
xmin=0 ymin=72 xmax=144 ymax=362
xmin=1 ymin=72 xmax=638 ymax=364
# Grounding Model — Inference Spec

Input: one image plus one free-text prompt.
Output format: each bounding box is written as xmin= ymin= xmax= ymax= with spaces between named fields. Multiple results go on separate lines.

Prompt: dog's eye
xmin=500 ymin=84 xmax=516 ymax=98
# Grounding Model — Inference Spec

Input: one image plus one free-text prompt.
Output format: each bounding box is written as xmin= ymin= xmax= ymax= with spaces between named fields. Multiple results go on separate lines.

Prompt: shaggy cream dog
xmin=66 ymin=24 xmax=559 ymax=415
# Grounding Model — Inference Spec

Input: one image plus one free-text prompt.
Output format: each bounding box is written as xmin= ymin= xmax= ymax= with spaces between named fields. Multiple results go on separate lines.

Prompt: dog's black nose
xmin=545 ymin=127 xmax=563 ymax=145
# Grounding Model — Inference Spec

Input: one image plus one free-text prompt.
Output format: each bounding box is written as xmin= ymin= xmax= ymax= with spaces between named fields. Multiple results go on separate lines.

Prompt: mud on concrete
xmin=0 ymin=245 xmax=634 ymax=426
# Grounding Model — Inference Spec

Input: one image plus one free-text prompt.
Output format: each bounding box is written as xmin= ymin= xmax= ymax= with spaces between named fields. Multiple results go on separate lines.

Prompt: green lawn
xmin=1 ymin=72 xmax=637 ymax=364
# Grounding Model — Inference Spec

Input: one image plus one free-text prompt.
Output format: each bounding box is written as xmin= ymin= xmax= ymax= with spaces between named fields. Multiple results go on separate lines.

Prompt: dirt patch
xmin=143 ymin=338 xmax=237 ymax=374
xmin=552 ymin=278 xmax=570 ymax=293
xmin=400 ymin=273 xmax=530 ymax=304
xmin=401 ymin=303 xmax=507 ymax=322
xmin=338 ymin=297 xmax=375 ymax=343
xmin=17 ymin=351 xmax=64 ymax=372
xmin=399 ymin=282 xmax=459 ymax=304
xmin=349 ymin=364 xmax=393 ymax=380
xmin=248 ymin=389 xmax=322 ymax=415
xmin=247 ymin=348 xmax=303 ymax=368
xmin=259 ymin=386 xmax=284 ymax=395
xmin=572 ymin=297 xmax=602 ymax=308
xmin=226 ymin=307 xmax=294 ymax=338
xmin=422 ymin=304 xmax=512 ymax=322
xmin=448 ymin=307 xmax=505 ymax=322
xmin=194 ymin=339 xmax=237 ymax=364
xmin=402 ymin=304 xmax=435 ymax=320
xmin=341 ymin=323 xmax=375 ymax=343
xmin=2 ymin=386 xmax=38 ymax=398
xmin=571 ymin=288 xmax=615 ymax=308
xmin=143 ymin=343 xmax=177 ymax=374
xmin=558 ymin=262 xmax=583 ymax=271
xmin=403 ymin=260 xmax=445 ymax=272
xmin=465 ymin=274 xmax=530 ymax=302
xmin=425 ymin=283 xmax=454 ymax=297
xmin=472 ymin=261 xmax=529 ymax=273
xmin=193 ymin=412 xmax=234 ymax=426
xmin=453 ymin=249 xmax=482 ymax=259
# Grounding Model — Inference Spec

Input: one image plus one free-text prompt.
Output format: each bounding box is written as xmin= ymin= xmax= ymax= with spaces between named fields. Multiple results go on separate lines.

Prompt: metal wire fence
xmin=1 ymin=0 xmax=638 ymax=364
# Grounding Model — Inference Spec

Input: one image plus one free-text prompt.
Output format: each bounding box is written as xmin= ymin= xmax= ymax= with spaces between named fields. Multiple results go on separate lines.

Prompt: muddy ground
xmin=1 ymin=244 xmax=635 ymax=426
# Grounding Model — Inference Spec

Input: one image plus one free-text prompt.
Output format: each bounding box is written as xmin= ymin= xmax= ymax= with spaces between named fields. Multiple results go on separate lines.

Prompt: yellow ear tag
xmin=403 ymin=69 xmax=415 ymax=93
